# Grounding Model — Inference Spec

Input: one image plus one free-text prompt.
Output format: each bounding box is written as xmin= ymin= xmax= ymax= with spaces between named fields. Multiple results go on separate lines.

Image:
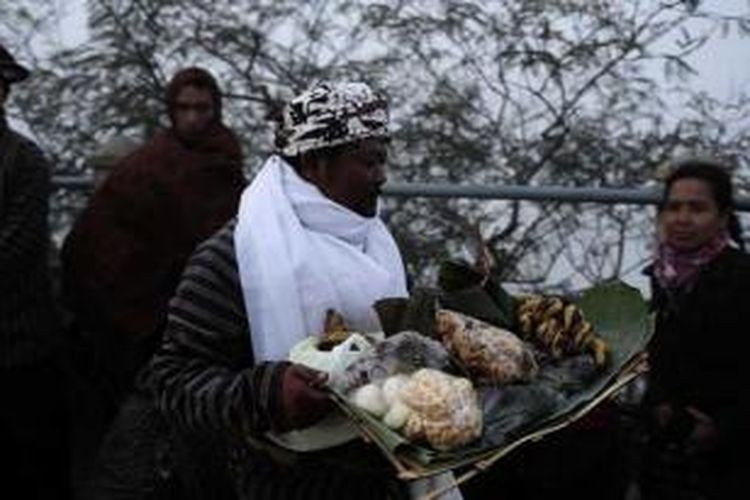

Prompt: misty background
xmin=2 ymin=0 xmax=749 ymax=296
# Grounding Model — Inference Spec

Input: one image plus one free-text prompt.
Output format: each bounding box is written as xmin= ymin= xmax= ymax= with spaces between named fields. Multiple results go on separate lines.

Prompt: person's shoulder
xmin=180 ymin=218 xmax=240 ymax=290
xmin=722 ymin=246 xmax=750 ymax=266
xmin=6 ymin=128 xmax=48 ymax=164
xmin=198 ymin=218 xmax=237 ymax=251
xmin=215 ymin=124 xmax=243 ymax=160
xmin=733 ymin=248 xmax=750 ymax=273
xmin=718 ymin=247 xmax=750 ymax=286
xmin=116 ymin=130 xmax=170 ymax=164
xmin=98 ymin=131 xmax=173 ymax=184
xmin=189 ymin=219 xmax=238 ymax=268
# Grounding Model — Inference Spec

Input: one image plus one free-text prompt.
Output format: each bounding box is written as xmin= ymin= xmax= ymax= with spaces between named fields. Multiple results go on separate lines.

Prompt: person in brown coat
xmin=61 ymin=67 xmax=246 ymax=421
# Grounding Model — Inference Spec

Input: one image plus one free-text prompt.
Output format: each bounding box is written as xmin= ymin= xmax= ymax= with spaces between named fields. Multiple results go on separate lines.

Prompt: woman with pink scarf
xmin=640 ymin=160 xmax=749 ymax=500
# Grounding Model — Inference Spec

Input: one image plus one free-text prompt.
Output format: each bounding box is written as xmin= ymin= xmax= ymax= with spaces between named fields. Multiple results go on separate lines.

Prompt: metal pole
xmin=51 ymin=176 xmax=750 ymax=211
xmin=382 ymin=182 xmax=750 ymax=211
xmin=51 ymin=175 xmax=95 ymax=190
xmin=383 ymin=183 xmax=662 ymax=205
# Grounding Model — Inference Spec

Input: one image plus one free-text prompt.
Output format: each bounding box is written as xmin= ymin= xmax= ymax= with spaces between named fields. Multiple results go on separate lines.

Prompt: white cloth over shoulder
xmin=234 ymin=155 xmax=408 ymax=361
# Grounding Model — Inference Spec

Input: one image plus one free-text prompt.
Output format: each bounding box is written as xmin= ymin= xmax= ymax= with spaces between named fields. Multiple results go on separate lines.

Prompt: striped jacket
xmin=148 ymin=220 xmax=407 ymax=499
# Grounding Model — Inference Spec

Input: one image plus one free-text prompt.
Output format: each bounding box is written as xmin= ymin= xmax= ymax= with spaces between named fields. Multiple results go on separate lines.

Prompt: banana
xmin=573 ymin=321 xmax=593 ymax=348
xmin=563 ymin=304 xmax=579 ymax=330
xmin=514 ymin=294 xmax=609 ymax=368
xmin=521 ymin=295 xmax=543 ymax=308
xmin=588 ymin=338 xmax=609 ymax=367
xmin=549 ymin=327 xmax=565 ymax=358
xmin=535 ymin=319 xmax=551 ymax=339
xmin=542 ymin=318 xmax=560 ymax=344
xmin=518 ymin=312 xmax=534 ymax=334
xmin=543 ymin=297 xmax=564 ymax=317
xmin=536 ymin=303 xmax=553 ymax=321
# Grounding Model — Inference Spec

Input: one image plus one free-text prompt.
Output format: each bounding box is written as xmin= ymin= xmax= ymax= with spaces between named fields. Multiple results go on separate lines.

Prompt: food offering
xmin=351 ymin=369 xmax=483 ymax=451
xmin=286 ymin=272 xmax=652 ymax=484
xmin=434 ymin=309 xmax=538 ymax=384
xmin=338 ymin=330 xmax=481 ymax=450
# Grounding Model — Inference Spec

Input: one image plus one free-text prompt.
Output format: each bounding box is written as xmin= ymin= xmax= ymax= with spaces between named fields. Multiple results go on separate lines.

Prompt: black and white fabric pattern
xmin=276 ymin=81 xmax=389 ymax=156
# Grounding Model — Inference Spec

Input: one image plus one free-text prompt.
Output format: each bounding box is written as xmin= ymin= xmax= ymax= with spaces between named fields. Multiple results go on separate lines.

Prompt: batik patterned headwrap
xmin=276 ymin=81 xmax=389 ymax=156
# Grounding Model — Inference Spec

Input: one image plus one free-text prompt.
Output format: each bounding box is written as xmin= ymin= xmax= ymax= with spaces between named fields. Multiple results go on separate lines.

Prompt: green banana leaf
xmin=332 ymin=280 xmax=653 ymax=479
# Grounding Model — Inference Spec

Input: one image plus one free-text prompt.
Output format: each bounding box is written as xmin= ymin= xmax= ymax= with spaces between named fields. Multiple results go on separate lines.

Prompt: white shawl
xmin=234 ymin=155 xmax=408 ymax=361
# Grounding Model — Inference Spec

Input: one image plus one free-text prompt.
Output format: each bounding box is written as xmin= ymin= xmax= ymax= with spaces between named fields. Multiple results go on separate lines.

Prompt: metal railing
xmin=52 ymin=175 xmax=750 ymax=211
xmin=382 ymin=183 xmax=750 ymax=210
xmin=52 ymin=175 xmax=95 ymax=191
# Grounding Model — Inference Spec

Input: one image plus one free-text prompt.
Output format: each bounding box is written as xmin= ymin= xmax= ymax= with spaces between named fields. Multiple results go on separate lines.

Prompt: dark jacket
xmin=61 ymin=125 xmax=245 ymax=342
xmin=0 ymin=113 xmax=59 ymax=367
xmin=646 ymin=246 xmax=750 ymax=458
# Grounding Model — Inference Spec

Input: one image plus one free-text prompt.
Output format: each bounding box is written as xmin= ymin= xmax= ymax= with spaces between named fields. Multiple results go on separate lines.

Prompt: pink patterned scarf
xmin=654 ymin=230 xmax=729 ymax=291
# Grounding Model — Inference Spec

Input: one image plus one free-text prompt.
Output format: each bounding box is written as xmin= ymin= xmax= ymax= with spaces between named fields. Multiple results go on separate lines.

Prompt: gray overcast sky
xmin=673 ymin=0 xmax=750 ymax=100
xmin=54 ymin=0 xmax=750 ymax=102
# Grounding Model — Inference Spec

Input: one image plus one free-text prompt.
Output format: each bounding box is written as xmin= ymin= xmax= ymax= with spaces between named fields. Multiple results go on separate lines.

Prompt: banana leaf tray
xmin=330 ymin=281 xmax=652 ymax=494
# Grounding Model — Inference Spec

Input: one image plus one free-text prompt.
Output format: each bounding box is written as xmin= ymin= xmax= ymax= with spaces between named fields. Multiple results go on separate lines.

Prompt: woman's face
xmin=660 ymin=178 xmax=728 ymax=250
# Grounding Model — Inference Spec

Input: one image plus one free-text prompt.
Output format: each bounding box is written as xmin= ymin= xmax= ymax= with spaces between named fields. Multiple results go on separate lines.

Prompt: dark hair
xmin=165 ymin=67 xmax=222 ymax=124
xmin=0 ymin=77 xmax=8 ymax=96
xmin=661 ymin=159 xmax=745 ymax=251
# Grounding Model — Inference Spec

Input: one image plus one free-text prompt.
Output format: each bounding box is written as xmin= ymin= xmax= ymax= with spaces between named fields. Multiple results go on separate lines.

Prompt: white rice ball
xmin=383 ymin=400 xmax=412 ymax=430
xmin=350 ymin=383 xmax=388 ymax=418
xmin=382 ymin=374 xmax=410 ymax=407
